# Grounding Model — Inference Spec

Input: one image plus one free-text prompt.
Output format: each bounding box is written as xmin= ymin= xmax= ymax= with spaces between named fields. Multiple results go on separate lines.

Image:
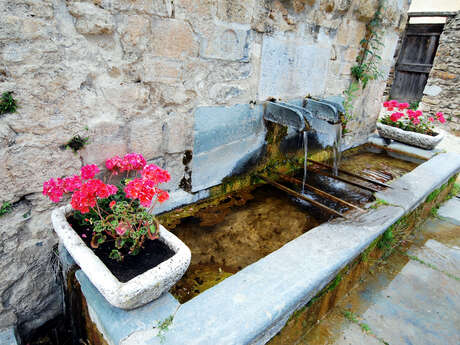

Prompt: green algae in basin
xmin=170 ymin=264 xmax=235 ymax=303
xmin=169 ymin=186 xmax=322 ymax=303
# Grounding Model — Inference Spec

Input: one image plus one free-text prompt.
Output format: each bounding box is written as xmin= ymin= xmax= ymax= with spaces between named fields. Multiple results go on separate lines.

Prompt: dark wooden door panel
xmin=390 ymin=24 xmax=443 ymax=103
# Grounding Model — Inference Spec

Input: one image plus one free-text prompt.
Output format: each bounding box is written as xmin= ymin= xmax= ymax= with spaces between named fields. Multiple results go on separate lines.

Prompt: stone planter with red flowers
xmin=377 ymin=100 xmax=445 ymax=150
xmin=44 ymin=153 xmax=191 ymax=309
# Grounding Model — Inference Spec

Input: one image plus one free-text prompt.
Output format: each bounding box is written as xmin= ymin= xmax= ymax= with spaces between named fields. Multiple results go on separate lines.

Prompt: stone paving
xmin=298 ymin=197 xmax=460 ymax=345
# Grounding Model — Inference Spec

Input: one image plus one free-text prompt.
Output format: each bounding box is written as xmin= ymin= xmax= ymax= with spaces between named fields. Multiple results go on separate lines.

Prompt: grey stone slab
xmin=200 ymin=26 xmax=250 ymax=62
xmin=409 ymin=239 xmax=460 ymax=278
xmin=360 ymin=259 xmax=460 ymax=345
xmin=258 ymin=37 xmax=330 ymax=99
xmin=437 ymin=198 xmax=460 ymax=226
xmin=193 ymin=104 xmax=264 ymax=155
xmin=191 ymin=134 xmax=265 ymax=192
xmin=0 ymin=327 xmax=20 ymax=345
xmin=375 ymin=152 xmax=460 ymax=212
xmin=76 ymin=270 xmax=180 ymax=345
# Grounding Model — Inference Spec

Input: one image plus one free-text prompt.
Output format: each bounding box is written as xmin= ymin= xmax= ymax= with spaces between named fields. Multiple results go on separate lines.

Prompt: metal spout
xmin=304 ymin=98 xmax=341 ymax=124
xmin=263 ymin=101 xmax=311 ymax=132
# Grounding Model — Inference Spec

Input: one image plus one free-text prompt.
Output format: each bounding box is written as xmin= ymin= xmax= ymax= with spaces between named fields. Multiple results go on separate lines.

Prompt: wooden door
xmin=390 ymin=24 xmax=443 ymax=103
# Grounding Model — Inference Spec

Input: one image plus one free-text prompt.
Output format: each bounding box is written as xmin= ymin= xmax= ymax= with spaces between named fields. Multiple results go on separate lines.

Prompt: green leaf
xmin=109 ymin=249 xmax=123 ymax=261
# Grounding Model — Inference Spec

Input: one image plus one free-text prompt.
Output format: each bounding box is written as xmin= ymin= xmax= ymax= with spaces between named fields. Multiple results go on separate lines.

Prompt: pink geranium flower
xmin=81 ymin=164 xmax=100 ymax=179
xmin=43 ymin=178 xmax=64 ymax=203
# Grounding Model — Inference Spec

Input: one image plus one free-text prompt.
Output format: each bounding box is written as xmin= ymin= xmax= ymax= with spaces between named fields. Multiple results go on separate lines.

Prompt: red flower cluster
xmin=383 ymin=100 xmax=409 ymax=111
xmin=62 ymin=175 xmax=82 ymax=193
xmin=382 ymin=101 xmax=446 ymax=127
xmin=124 ymin=164 xmax=170 ymax=207
xmin=70 ymin=180 xmax=118 ymax=213
xmin=389 ymin=112 xmax=404 ymax=122
xmin=436 ymin=112 xmax=446 ymax=124
xmin=141 ymin=164 xmax=171 ymax=184
xmin=43 ymin=164 xmax=117 ymax=213
xmin=43 ymin=154 xmax=170 ymax=214
xmin=81 ymin=164 xmax=100 ymax=179
xmin=43 ymin=178 xmax=64 ymax=203
xmin=106 ymin=153 xmax=146 ymax=174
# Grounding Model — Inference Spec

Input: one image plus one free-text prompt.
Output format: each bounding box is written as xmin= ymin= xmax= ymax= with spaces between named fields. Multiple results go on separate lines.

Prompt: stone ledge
xmin=367 ymin=133 xmax=442 ymax=163
xmin=375 ymin=152 xmax=460 ymax=212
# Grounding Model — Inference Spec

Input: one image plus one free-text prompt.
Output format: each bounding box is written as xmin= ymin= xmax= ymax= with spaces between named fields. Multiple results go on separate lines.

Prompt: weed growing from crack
xmin=0 ymin=91 xmax=17 ymax=115
xmin=155 ymin=315 xmax=174 ymax=343
xmin=64 ymin=135 xmax=89 ymax=152
xmin=342 ymin=309 xmax=389 ymax=345
xmin=0 ymin=201 xmax=12 ymax=217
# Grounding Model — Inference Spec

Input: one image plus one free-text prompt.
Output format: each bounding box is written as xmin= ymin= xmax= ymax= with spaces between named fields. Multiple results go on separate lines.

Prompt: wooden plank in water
xmin=310 ymin=168 xmax=380 ymax=193
xmin=277 ymin=174 xmax=366 ymax=213
xmin=307 ymin=159 xmax=393 ymax=189
xmin=256 ymin=175 xmax=347 ymax=219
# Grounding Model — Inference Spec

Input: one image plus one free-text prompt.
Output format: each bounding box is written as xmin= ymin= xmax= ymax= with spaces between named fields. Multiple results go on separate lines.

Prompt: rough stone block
xmin=143 ymin=57 xmax=182 ymax=82
xmin=129 ymin=118 xmax=164 ymax=160
xmin=174 ymin=0 xmax=214 ymax=20
xmin=67 ymin=2 xmax=115 ymax=35
xmin=150 ymin=19 xmax=198 ymax=59
xmin=164 ymin=112 xmax=193 ymax=154
xmin=216 ymin=0 xmax=255 ymax=24
xmin=102 ymin=84 xmax=150 ymax=112
xmin=118 ymin=15 xmax=151 ymax=52
xmin=102 ymin=0 xmax=172 ymax=16
xmin=337 ymin=19 xmax=366 ymax=47
xmin=258 ymin=37 xmax=330 ymax=99
xmin=200 ymin=26 xmax=250 ymax=62
xmin=354 ymin=0 xmax=379 ymax=22
xmin=423 ymin=85 xmax=443 ymax=97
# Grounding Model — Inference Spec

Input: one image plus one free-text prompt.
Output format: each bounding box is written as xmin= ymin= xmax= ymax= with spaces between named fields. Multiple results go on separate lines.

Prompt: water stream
xmin=331 ymin=124 xmax=342 ymax=176
xmin=302 ymin=131 xmax=308 ymax=194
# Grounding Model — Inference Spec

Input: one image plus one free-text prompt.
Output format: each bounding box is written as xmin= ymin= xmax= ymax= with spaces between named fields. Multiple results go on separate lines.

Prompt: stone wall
xmin=0 ymin=0 xmax=408 ymax=336
xmin=420 ymin=13 xmax=460 ymax=135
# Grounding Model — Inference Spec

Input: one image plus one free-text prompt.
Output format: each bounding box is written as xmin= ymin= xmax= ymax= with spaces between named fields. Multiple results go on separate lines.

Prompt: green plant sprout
xmin=0 ymin=201 xmax=12 ymax=217
xmin=155 ymin=315 xmax=174 ymax=343
xmin=0 ymin=91 xmax=17 ymax=115
xmin=64 ymin=135 xmax=89 ymax=152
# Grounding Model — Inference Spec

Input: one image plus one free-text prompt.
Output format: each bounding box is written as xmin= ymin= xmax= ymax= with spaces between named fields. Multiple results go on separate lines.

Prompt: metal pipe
xmin=307 ymin=159 xmax=392 ymax=189
xmin=256 ymin=175 xmax=347 ymax=219
xmin=277 ymin=174 xmax=366 ymax=213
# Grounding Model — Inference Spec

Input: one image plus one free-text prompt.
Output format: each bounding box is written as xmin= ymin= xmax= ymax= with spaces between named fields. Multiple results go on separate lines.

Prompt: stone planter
xmin=376 ymin=122 xmax=444 ymax=150
xmin=52 ymin=204 xmax=191 ymax=309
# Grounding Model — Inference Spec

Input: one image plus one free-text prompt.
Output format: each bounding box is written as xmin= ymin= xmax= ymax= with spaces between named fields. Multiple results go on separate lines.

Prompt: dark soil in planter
xmin=67 ymin=217 xmax=175 ymax=282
